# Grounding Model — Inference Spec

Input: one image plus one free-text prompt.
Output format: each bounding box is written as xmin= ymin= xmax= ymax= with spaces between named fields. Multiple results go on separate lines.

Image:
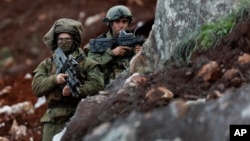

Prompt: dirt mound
xmin=160 ymin=18 xmax=250 ymax=100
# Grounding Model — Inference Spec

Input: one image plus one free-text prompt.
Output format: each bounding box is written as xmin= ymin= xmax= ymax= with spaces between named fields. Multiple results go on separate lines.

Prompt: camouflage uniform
xmin=32 ymin=18 xmax=104 ymax=141
xmin=87 ymin=31 xmax=135 ymax=85
xmin=86 ymin=5 xmax=136 ymax=85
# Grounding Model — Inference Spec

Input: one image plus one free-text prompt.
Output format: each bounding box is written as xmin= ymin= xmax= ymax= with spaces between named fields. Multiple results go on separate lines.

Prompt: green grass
xmin=172 ymin=0 xmax=250 ymax=65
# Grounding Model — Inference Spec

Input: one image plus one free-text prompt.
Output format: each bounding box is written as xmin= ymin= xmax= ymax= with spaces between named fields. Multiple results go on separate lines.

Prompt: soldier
xmin=86 ymin=5 xmax=142 ymax=86
xmin=32 ymin=18 xmax=104 ymax=141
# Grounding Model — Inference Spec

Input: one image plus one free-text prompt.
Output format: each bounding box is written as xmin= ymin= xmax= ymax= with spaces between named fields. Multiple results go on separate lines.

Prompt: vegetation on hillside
xmin=173 ymin=0 xmax=250 ymax=65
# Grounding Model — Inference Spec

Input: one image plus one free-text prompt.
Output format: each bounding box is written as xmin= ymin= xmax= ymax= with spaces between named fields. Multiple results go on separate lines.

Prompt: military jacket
xmin=87 ymin=30 xmax=135 ymax=85
xmin=32 ymin=48 xmax=104 ymax=107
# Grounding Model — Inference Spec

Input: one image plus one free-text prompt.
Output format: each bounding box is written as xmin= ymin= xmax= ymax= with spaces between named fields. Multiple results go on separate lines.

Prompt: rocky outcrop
xmin=141 ymin=0 xmax=241 ymax=71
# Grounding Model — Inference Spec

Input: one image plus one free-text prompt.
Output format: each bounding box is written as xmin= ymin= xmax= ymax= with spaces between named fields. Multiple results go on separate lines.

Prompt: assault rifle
xmin=89 ymin=30 xmax=145 ymax=53
xmin=53 ymin=47 xmax=81 ymax=98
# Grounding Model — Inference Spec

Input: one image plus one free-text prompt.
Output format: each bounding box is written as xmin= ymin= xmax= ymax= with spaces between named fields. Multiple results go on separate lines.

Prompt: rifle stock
xmin=53 ymin=47 xmax=81 ymax=97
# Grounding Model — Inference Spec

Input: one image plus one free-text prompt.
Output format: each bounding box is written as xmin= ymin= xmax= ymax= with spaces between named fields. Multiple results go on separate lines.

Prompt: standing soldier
xmin=86 ymin=5 xmax=142 ymax=86
xmin=32 ymin=18 xmax=104 ymax=141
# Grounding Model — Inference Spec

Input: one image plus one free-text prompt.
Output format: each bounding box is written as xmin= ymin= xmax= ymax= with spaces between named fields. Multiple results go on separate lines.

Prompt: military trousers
xmin=42 ymin=122 xmax=66 ymax=141
xmin=40 ymin=107 xmax=76 ymax=141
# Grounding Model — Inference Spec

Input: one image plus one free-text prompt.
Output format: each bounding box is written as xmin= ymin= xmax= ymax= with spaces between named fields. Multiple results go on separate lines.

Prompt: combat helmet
xmin=103 ymin=5 xmax=133 ymax=26
xmin=43 ymin=18 xmax=84 ymax=51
